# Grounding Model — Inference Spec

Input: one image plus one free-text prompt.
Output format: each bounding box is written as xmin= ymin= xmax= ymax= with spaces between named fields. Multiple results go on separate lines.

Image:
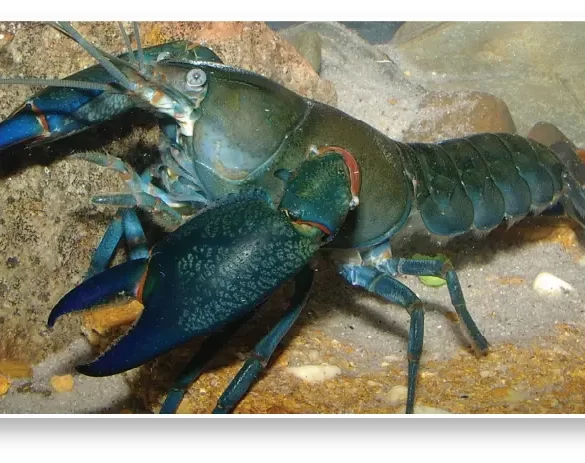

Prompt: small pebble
xmin=532 ymin=272 xmax=574 ymax=297
xmin=286 ymin=364 xmax=341 ymax=383
xmin=479 ymin=370 xmax=493 ymax=378
xmin=367 ymin=380 xmax=382 ymax=388
xmin=0 ymin=375 xmax=10 ymax=397
xmin=387 ymin=385 xmax=408 ymax=405
xmin=50 ymin=374 xmax=74 ymax=392
xmin=80 ymin=326 xmax=101 ymax=346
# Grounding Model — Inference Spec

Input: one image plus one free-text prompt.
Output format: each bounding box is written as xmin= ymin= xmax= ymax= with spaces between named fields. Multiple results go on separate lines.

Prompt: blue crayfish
xmin=1 ymin=22 xmax=585 ymax=414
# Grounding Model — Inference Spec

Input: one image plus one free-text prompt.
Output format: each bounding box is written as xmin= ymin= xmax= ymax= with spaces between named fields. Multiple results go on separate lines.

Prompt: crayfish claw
xmin=48 ymin=258 xmax=148 ymax=329
xmin=73 ymin=292 xmax=213 ymax=377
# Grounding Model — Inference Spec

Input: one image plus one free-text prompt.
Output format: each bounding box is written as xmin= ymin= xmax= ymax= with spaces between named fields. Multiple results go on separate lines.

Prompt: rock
xmin=0 ymin=375 xmax=10 ymax=396
xmin=385 ymin=22 xmax=585 ymax=145
xmin=307 ymin=349 xmax=320 ymax=362
xmin=0 ymin=360 xmax=32 ymax=378
xmin=390 ymin=22 xmax=447 ymax=46
xmin=533 ymin=272 xmax=574 ymax=297
xmin=390 ymin=22 xmax=585 ymax=78
xmin=0 ymin=30 xmax=14 ymax=49
xmin=386 ymin=384 xmax=408 ymax=405
xmin=0 ymin=159 xmax=127 ymax=365
xmin=50 ymin=374 xmax=74 ymax=392
xmin=403 ymin=90 xmax=516 ymax=142
xmin=286 ymin=364 xmax=342 ymax=383
xmin=139 ymin=22 xmax=336 ymax=105
xmin=81 ymin=300 xmax=143 ymax=341
xmin=280 ymin=29 xmax=322 ymax=74
xmin=527 ymin=122 xmax=577 ymax=149
xmin=527 ymin=122 xmax=585 ymax=185
xmin=276 ymin=22 xmax=427 ymax=141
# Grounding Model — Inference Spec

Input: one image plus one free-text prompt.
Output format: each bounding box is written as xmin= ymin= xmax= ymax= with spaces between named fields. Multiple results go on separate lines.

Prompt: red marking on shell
xmin=293 ymin=219 xmax=332 ymax=236
xmin=317 ymin=145 xmax=361 ymax=198
xmin=28 ymin=101 xmax=50 ymax=135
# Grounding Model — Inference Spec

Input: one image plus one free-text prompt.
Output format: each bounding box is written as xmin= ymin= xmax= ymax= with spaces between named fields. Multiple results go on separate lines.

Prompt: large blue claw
xmin=48 ymin=252 xmax=204 ymax=377
xmin=48 ymin=258 xmax=148 ymax=328
xmin=48 ymin=254 xmax=206 ymax=376
xmin=75 ymin=292 xmax=207 ymax=376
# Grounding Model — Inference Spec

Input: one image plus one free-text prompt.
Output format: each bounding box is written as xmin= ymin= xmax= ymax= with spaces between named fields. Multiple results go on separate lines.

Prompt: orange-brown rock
xmin=81 ymin=300 xmax=143 ymax=348
xmin=0 ymin=375 xmax=10 ymax=397
xmin=50 ymin=374 xmax=74 ymax=392
xmin=0 ymin=360 xmax=32 ymax=379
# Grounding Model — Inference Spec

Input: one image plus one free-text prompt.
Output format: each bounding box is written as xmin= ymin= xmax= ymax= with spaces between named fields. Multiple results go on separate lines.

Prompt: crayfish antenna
xmin=115 ymin=22 xmax=147 ymax=76
xmin=117 ymin=22 xmax=138 ymax=67
xmin=133 ymin=22 xmax=146 ymax=74
xmin=50 ymin=22 xmax=139 ymax=93
xmin=0 ymin=77 xmax=116 ymax=92
xmin=0 ymin=22 xmax=145 ymax=116
xmin=48 ymin=258 xmax=148 ymax=328
xmin=40 ymin=22 xmax=200 ymax=137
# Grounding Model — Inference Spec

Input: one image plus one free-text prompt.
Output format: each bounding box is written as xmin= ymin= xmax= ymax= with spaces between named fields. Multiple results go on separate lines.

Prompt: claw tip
xmin=47 ymin=312 xmax=58 ymax=329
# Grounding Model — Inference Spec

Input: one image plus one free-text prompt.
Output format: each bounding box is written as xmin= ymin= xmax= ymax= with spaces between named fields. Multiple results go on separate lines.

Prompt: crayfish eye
xmin=185 ymin=68 xmax=207 ymax=89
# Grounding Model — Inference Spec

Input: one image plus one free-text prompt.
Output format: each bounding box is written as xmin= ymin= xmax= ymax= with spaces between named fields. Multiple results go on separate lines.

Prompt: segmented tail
xmin=394 ymin=133 xmax=566 ymax=237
